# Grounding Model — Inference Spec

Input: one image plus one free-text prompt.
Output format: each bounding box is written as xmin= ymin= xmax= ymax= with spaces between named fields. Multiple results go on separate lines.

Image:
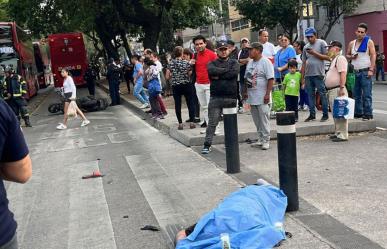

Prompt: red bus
xmin=48 ymin=32 xmax=88 ymax=87
xmin=0 ymin=22 xmax=38 ymax=99
xmin=33 ymin=41 xmax=52 ymax=88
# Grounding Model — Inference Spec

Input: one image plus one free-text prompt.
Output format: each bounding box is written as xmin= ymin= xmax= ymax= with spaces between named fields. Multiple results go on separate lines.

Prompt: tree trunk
xmin=143 ymin=23 xmax=161 ymax=51
xmin=95 ymin=17 xmax=119 ymax=59
xmin=159 ymin=11 xmax=175 ymax=54
xmin=120 ymin=29 xmax=132 ymax=59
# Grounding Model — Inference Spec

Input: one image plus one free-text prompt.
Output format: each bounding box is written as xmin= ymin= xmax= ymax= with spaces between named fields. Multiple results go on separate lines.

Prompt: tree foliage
xmin=235 ymin=0 xmax=299 ymax=39
xmin=315 ymin=0 xmax=363 ymax=39
xmin=235 ymin=0 xmax=362 ymax=40
xmin=5 ymin=0 xmax=218 ymax=57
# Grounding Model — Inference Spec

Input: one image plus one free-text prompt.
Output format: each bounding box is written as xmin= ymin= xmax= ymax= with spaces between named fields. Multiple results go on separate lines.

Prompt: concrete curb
xmin=97 ymin=82 xmax=376 ymax=147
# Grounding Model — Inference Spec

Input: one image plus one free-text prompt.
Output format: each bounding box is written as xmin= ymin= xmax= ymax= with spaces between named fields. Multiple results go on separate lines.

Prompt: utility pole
xmin=306 ymin=0 xmax=311 ymax=27
xmin=299 ymin=0 xmax=304 ymax=40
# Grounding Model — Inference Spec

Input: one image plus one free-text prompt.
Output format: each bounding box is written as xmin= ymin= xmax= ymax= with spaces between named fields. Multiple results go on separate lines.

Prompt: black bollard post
xmin=276 ymin=111 xmax=299 ymax=212
xmin=223 ymin=107 xmax=240 ymax=174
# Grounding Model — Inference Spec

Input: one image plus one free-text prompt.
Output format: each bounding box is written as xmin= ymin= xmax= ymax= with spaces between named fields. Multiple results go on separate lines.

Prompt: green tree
xmin=315 ymin=0 xmax=363 ymax=39
xmin=235 ymin=0 xmax=299 ymax=39
xmin=5 ymin=0 xmax=219 ymax=56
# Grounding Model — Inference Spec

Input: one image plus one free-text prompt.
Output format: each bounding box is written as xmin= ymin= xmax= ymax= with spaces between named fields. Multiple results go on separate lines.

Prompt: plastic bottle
xmin=220 ymin=233 xmax=231 ymax=249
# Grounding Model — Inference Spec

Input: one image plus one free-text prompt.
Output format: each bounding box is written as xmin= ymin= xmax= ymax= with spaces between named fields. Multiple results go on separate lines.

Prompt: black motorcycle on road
xmin=48 ymin=89 xmax=109 ymax=114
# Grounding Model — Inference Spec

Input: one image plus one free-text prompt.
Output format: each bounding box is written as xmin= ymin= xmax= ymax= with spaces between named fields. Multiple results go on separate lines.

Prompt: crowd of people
xmin=103 ymin=22 xmax=381 ymax=153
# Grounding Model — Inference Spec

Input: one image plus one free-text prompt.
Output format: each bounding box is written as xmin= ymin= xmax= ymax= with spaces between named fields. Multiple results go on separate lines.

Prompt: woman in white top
xmin=57 ymin=68 xmax=90 ymax=130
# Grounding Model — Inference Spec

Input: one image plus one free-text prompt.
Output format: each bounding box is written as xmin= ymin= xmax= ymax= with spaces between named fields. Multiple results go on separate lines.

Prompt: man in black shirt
xmin=201 ymin=41 xmax=240 ymax=154
xmin=238 ymin=37 xmax=250 ymax=113
xmin=0 ymin=99 xmax=32 ymax=249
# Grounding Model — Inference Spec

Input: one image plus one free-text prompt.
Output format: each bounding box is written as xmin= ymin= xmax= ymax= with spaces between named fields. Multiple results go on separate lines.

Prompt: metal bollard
xmin=223 ymin=107 xmax=240 ymax=174
xmin=276 ymin=111 xmax=299 ymax=211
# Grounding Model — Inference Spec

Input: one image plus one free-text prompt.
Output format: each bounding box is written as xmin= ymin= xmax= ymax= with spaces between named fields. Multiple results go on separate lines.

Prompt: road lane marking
xmin=374 ymin=109 xmax=387 ymax=115
xmin=68 ymin=160 xmax=117 ymax=249
xmin=107 ymin=131 xmax=137 ymax=143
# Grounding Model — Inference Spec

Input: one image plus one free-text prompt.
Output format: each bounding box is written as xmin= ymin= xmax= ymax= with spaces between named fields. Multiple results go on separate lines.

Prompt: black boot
xmin=24 ymin=116 xmax=32 ymax=127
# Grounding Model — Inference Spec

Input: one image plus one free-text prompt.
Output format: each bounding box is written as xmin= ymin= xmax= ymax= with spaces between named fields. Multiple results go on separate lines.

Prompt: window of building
xmin=231 ymin=19 xmax=249 ymax=32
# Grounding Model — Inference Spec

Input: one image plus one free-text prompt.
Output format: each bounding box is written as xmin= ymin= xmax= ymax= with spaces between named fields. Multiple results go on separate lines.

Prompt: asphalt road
xmin=373 ymin=83 xmax=387 ymax=128
xmin=6 ymin=88 xmax=241 ymax=249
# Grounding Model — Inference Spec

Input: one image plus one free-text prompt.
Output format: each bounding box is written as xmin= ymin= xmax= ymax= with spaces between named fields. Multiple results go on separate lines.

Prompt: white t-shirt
xmin=262 ymin=42 xmax=275 ymax=59
xmin=155 ymin=60 xmax=163 ymax=88
xmin=63 ymin=76 xmax=76 ymax=98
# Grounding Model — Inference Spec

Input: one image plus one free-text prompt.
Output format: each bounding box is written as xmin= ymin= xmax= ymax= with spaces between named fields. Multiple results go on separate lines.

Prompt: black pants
xmin=124 ymin=75 xmax=133 ymax=93
xmin=109 ymin=79 xmax=120 ymax=105
xmin=285 ymin=95 xmax=299 ymax=119
xmin=149 ymin=93 xmax=162 ymax=116
xmin=191 ymin=83 xmax=200 ymax=119
xmin=87 ymin=80 xmax=95 ymax=96
xmin=173 ymin=84 xmax=196 ymax=123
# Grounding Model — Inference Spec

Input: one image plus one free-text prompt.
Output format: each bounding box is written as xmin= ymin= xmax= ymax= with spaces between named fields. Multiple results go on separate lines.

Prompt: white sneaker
xmin=251 ymin=140 xmax=263 ymax=148
xmin=56 ymin=123 xmax=67 ymax=130
xmin=81 ymin=120 xmax=90 ymax=127
xmin=302 ymin=105 xmax=309 ymax=111
xmin=200 ymin=129 xmax=207 ymax=134
xmin=262 ymin=142 xmax=270 ymax=150
xmin=140 ymin=103 xmax=149 ymax=109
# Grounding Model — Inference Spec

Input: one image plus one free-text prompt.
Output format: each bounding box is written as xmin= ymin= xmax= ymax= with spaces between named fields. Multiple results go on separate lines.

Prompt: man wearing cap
xmin=302 ymin=27 xmax=330 ymax=122
xmin=325 ymin=41 xmax=349 ymax=142
xmin=346 ymin=23 xmax=376 ymax=121
xmin=200 ymin=41 xmax=240 ymax=154
xmin=243 ymin=42 xmax=274 ymax=150
xmin=238 ymin=37 xmax=250 ymax=113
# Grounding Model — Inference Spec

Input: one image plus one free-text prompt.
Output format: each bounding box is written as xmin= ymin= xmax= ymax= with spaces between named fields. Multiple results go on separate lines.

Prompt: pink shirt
xmin=325 ymin=55 xmax=347 ymax=89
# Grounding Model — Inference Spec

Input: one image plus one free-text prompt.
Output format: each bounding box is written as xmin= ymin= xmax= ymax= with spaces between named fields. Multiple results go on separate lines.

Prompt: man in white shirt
xmin=258 ymin=30 xmax=275 ymax=62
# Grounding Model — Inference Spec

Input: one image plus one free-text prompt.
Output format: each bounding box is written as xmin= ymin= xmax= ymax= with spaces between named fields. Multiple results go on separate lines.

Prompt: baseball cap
xmin=226 ymin=39 xmax=235 ymax=45
xmin=304 ymin=27 xmax=317 ymax=37
xmin=326 ymin=40 xmax=342 ymax=49
xmin=241 ymin=37 xmax=250 ymax=43
xmin=216 ymin=40 xmax=228 ymax=49
xmin=247 ymin=42 xmax=263 ymax=50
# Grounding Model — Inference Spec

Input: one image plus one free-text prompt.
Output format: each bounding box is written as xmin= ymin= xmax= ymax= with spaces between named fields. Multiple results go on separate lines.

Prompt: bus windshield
xmin=0 ymin=25 xmax=18 ymax=69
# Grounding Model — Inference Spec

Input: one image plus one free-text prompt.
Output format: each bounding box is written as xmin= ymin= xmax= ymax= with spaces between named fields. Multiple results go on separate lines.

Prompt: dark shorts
xmin=64 ymin=92 xmax=73 ymax=103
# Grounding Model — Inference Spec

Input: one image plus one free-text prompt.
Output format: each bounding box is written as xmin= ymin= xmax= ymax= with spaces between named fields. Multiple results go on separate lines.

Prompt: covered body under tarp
xmin=176 ymin=185 xmax=287 ymax=249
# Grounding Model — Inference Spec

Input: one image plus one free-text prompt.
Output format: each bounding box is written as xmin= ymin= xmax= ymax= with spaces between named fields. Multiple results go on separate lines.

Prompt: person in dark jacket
xmin=201 ymin=41 xmax=240 ymax=154
xmin=84 ymin=64 xmax=96 ymax=96
xmin=3 ymin=68 xmax=32 ymax=127
xmin=106 ymin=58 xmax=122 ymax=106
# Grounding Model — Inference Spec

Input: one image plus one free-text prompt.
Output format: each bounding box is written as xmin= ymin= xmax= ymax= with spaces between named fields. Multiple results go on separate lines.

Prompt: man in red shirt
xmin=191 ymin=35 xmax=217 ymax=128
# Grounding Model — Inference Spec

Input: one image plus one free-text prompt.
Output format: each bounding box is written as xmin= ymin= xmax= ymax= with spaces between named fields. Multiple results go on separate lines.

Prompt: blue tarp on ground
xmin=176 ymin=185 xmax=288 ymax=249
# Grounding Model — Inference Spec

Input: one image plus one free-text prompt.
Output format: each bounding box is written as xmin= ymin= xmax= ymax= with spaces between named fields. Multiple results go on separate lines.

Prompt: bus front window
xmin=0 ymin=25 xmax=18 ymax=70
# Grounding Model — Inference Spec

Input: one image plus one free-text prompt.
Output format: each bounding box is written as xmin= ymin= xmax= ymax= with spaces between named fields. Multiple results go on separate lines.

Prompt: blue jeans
xmin=299 ymin=88 xmax=309 ymax=107
xmin=376 ymin=65 xmax=385 ymax=81
xmin=354 ymin=71 xmax=373 ymax=116
xmin=305 ymin=75 xmax=328 ymax=116
xmin=133 ymin=81 xmax=149 ymax=104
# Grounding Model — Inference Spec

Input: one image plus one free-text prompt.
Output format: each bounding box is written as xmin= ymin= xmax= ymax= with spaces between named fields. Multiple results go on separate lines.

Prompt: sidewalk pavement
xmin=98 ymin=80 xmax=376 ymax=147
xmin=207 ymin=130 xmax=387 ymax=249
